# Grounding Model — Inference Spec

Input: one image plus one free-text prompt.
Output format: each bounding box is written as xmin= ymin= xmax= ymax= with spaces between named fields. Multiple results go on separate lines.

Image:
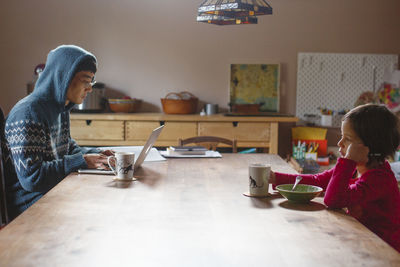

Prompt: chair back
xmin=0 ymin=107 xmax=9 ymax=227
xmin=178 ymin=136 xmax=237 ymax=153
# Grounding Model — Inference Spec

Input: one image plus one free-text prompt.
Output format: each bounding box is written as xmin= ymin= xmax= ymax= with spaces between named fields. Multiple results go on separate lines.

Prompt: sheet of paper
xmin=390 ymin=162 xmax=400 ymax=181
xmin=98 ymin=146 xmax=166 ymax=162
xmin=383 ymin=69 xmax=400 ymax=87
xmin=159 ymin=150 xmax=222 ymax=158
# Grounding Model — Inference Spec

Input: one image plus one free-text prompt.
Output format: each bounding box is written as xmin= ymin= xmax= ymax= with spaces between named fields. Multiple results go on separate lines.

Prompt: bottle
xmin=27 ymin=63 xmax=45 ymax=94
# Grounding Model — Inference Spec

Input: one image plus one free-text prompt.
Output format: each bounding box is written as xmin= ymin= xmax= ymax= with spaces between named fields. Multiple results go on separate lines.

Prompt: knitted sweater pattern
xmin=6 ymin=118 xmax=70 ymax=170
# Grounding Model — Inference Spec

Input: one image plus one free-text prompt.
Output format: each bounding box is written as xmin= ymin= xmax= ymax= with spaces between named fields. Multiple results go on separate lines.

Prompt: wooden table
xmin=0 ymin=154 xmax=399 ymax=266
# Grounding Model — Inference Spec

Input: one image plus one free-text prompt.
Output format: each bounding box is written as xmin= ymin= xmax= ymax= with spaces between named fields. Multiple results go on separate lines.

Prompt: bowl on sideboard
xmin=108 ymin=98 xmax=142 ymax=113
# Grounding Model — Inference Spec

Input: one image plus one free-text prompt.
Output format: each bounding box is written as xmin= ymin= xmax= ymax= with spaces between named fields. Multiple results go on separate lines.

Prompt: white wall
xmin=1 ymin=0 xmax=399 ymax=155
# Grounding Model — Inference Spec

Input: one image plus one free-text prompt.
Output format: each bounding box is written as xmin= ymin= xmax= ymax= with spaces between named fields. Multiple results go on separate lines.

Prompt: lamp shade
xmin=197 ymin=0 xmax=272 ymax=25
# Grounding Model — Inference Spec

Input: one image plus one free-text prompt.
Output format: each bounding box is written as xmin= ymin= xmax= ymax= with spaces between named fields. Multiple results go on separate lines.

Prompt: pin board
xmin=296 ymin=53 xmax=398 ymax=127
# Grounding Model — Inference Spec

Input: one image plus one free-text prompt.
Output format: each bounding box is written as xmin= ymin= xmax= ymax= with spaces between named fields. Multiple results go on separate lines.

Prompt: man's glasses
xmin=80 ymin=78 xmax=96 ymax=88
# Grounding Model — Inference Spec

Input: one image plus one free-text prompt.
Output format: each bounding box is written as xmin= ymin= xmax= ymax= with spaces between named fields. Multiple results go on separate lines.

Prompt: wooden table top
xmin=0 ymin=154 xmax=399 ymax=266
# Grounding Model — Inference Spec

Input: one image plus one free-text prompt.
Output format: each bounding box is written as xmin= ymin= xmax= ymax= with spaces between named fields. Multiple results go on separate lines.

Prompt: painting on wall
xmin=230 ymin=64 xmax=280 ymax=112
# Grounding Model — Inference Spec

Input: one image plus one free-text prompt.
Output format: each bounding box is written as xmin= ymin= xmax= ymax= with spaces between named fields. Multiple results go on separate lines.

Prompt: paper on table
xmin=160 ymin=150 xmax=222 ymax=158
xmin=390 ymin=162 xmax=400 ymax=181
xmin=97 ymin=146 xmax=166 ymax=162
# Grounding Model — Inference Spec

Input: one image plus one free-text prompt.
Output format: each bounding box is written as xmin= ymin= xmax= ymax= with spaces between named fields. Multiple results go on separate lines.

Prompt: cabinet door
xmin=70 ymin=120 xmax=124 ymax=140
xmin=126 ymin=121 xmax=197 ymax=141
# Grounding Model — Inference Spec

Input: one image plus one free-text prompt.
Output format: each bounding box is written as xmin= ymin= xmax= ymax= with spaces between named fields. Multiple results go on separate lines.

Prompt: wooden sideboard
xmin=70 ymin=113 xmax=298 ymax=154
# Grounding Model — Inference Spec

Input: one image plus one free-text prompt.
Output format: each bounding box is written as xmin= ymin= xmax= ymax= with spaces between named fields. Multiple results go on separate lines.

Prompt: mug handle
xmin=107 ymin=156 xmax=117 ymax=175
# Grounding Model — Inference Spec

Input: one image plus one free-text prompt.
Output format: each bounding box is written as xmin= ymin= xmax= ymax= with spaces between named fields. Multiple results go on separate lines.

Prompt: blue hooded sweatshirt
xmin=4 ymin=45 xmax=99 ymax=220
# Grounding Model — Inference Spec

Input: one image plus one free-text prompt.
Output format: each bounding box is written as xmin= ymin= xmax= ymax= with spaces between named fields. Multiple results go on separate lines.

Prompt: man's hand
xmin=345 ymin=143 xmax=369 ymax=164
xmin=100 ymin=149 xmax=114 ymax=156
xmin=83 ymin=153 xmax=110 ymax=169
xmin=269 ymin=170 xmax=276 ymax=185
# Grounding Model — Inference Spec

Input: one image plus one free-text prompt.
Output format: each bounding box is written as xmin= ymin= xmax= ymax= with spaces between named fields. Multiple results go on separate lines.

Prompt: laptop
xmin=78 ymin=125 xmax=164 ymax=175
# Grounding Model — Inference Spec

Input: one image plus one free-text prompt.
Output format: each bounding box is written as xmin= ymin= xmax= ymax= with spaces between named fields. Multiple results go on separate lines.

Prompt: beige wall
xmin=1 ymin=0 xmax=399 ymax=155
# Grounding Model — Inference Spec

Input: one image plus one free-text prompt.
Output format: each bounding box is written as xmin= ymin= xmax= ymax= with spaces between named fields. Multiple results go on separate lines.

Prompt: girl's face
xmin=337 ymin=120 xmax=363 ymax=157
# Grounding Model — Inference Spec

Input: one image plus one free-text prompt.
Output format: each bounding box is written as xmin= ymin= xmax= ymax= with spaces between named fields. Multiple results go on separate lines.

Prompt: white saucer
xmin=113 ymin=177 xmax=137 ymax=182
xmin=243 ymin=192 xmax=271 ymax=198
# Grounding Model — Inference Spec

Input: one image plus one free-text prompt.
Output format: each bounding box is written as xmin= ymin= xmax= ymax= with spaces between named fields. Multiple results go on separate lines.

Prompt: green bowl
xmin=276 ymin=184 xmax=323 ymax=203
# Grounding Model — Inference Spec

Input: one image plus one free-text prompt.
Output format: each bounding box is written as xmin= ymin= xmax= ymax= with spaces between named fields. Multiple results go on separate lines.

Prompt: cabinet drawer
xmin=234 ymin=122 xmax=271 ymax=141
xmin=70 ymin=120 xmax=124 ymax=140
xmin=198 ymin=122 xmax=270 ymax=141
xmin=126 ymin=121 xmax=197 ymax=141
xmin=198 ymin=122 xmax=234 ymax=139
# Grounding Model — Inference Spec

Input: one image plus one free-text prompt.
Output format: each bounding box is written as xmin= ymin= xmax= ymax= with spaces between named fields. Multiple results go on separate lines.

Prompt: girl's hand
xmin=345 ymin=143 xmax=369 ymax=163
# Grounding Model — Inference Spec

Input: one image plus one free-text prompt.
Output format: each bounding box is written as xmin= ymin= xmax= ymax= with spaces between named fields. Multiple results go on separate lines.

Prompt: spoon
xmin=292 ymin=176 xmax=302 ymax=191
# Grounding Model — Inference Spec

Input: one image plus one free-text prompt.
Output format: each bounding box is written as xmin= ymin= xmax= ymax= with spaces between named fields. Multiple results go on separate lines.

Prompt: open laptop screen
xmin=133 ymin=125 xmax=164 ymax=169
xmin=78 ymin=125 xmax=164 ymax=175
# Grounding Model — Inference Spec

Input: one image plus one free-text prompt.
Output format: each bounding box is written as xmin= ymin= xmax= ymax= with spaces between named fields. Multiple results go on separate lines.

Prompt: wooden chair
xmin=0 ymin=107 xmax=9 ymax=227
xmin=178 ymin=136 xmax=237 ymax=153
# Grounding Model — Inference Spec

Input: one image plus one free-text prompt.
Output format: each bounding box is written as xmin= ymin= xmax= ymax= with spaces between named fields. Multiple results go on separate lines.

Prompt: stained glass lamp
xmin=197 ymin=0 xmax=273 ymax=25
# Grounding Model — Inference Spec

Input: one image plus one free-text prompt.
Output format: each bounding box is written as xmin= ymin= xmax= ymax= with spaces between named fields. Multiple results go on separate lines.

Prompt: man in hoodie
xmin=3 ymin=45 xmax=112 ymax=220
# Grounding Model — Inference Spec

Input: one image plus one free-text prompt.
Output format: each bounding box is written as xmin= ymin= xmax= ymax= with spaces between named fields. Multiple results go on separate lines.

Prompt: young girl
xmin=270 ymin=104 xmax=400 ymax=252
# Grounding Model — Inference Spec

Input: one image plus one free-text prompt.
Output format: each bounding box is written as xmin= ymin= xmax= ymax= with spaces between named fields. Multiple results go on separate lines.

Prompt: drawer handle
xmin=159 ymin=121 xmax=165 ymax=126
xmin=86 ymin=120 xmax=92 ymax=126
xmin=232 ymin=121 xmax=238 ymax=127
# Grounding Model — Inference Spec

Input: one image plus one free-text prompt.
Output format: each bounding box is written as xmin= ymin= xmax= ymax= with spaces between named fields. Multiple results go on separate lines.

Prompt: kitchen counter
xmin=70 ymin=112 xmax=298 ymax=122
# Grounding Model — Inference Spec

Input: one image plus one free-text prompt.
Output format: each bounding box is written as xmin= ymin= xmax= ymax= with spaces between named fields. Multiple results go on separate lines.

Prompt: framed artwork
xmin=230 ymin=64 xmax=280 ymax=112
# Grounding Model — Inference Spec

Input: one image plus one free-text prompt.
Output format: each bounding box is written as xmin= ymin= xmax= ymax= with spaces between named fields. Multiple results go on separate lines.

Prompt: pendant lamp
xmin=197 ymin=0 xmax=273 ymax=25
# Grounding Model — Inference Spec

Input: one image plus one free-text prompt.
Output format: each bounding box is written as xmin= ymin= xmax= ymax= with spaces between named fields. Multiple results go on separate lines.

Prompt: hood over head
xmin=31 ymin=45 xmax=97 ymax=111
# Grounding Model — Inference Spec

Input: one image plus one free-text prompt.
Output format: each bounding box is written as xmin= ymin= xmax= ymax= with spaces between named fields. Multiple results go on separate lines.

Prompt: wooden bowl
xmin=231 ymin=104 xmax=261 ymax=114
xmin=108 ymin=99 xmax=142 ymax=113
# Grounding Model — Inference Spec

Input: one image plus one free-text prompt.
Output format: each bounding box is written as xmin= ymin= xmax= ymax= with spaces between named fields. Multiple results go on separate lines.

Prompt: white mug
xmin=248 ymin=163 xmax=271 ymax=196
xmin=107 ymin=152 xmax=135 ymax=180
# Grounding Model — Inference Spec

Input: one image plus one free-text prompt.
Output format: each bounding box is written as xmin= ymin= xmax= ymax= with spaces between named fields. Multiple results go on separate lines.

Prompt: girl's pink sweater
xmin=275 ymin=158 xmax=400 ymax=252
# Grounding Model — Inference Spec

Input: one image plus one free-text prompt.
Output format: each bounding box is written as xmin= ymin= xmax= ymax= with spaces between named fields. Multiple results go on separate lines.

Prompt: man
xmin=3 ymin=45 xmax=112 ymax=220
